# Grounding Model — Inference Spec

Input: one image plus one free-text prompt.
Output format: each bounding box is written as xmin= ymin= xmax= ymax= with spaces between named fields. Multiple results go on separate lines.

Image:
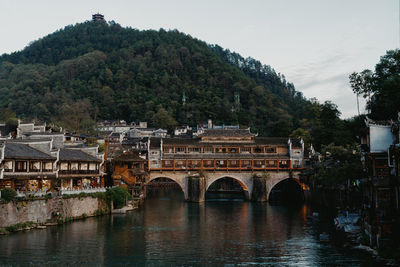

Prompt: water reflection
xmin=0 ymin=189 xmax=377 ymax=266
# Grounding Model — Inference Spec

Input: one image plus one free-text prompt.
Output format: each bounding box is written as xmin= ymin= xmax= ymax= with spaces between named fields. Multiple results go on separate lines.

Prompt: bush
xmin=106 ymin=187 xmax=129 ymax=209
xmin=0 ymin=188 xmax=17 ymax=202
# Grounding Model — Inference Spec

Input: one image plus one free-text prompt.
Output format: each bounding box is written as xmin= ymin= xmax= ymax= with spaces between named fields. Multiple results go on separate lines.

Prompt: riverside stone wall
xmin=0 ymin=196 xmax=109 ymax=228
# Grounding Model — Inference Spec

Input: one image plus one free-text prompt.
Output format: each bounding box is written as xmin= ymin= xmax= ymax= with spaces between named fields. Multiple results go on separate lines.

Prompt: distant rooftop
xmin=60 ymin=148 xmax=101 ymax=162
xmin=4 ymin=143 xmax=55 ymax=160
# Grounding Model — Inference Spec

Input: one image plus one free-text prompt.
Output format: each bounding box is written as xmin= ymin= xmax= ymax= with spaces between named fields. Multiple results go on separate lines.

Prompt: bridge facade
xmin=147 ymin=170 xmax=301 ymax=202
xmin=146 ymin=128 xmax=305 ymax=202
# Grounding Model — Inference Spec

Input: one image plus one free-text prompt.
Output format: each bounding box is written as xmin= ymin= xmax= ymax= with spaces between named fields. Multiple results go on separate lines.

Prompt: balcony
xmin=59 ymin=170 xmax=99 ymax=175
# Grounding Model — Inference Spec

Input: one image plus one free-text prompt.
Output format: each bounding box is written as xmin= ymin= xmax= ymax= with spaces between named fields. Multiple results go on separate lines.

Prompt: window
xmin=241 ymin=160 xmax=251 ymax=168
xmin=266 ymin=160 xmax=277 ymax=167
xmin=254 ymin=160 xmax=264 ymax=168
xmin=188 ymin=147 xmax=201 ymax=153
xmin=228 ymin=148 xmax=238 ymax=153
xmin=43 ymin=162 xmax=53 ymax=171
xmin=203 ymin=160 xmax=214 ymax=167
xmin=71 ymin=162 xmax=78 ymax=170
xmin=163 ymin=160 xmax=173 ymax=167
xmin=265 ymin=147 xmax=276 ymax=153
xmin=30 ymin=161 xmax=41 ymax=172
xmin=241 ymin=147 xmax=251 ymax=153
xmin=15 ymin=161 xmax=27 ymax=172
xmin=228 ymin=160 xmax=239 ymax=167
xmin=215 ymin=147 xmax=226 ymax=153
xmin=80 ymin=163 xmax=88 ymax=170
xmin=4 ymin=161 xmax=12 ymax=172
xmin=279 ymin=160 xmax=289 ymax=168
xmin=203 ymin=147 xmax=213 ymax=153
xmin=163 ymin=146 xmax=173 ymax=153
xmin=253 ymin=147 xmax=263 ymax=153
xmin=175 ymin=147 xmax=186 ymax=153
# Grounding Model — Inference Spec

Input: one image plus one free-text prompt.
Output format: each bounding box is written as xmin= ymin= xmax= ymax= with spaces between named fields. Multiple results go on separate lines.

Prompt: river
xmin=0 ymin=189 xmax=382 ymax=266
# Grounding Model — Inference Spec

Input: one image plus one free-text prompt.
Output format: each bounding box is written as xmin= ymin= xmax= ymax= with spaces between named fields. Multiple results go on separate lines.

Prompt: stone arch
xmin=147 ymin=175 xmax=186 ymax=197
xmin=267 ymin=177 xmax=303 ymax=202
xmin=206 ymin=175 xmax=252 ymax=200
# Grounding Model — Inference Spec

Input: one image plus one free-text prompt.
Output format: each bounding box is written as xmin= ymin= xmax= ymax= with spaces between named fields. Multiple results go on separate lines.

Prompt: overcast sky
xmin=0 ymin=0 xmax=398 ymax=118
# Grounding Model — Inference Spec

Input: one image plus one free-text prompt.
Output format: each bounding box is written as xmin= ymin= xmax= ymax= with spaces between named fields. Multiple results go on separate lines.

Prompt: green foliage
xmin=290 ymin=128 xmax=311 ymax=147
xmin=0 ymin=20 xmax=326 ymax=137
xmin=152 ymin=107 xmax=177 ymax=132
xmin=0 ymin=188 xmax=17 ymax=202
xmin=350 ymin=49 xmax=400 ymax=120
xmin=106 ymin=186 xmax=130 ymax=209
xmin=4 ymin=221 xmax=35 ymax=232
xmin=94 ymin=208 xmax=106 ymax=216
xmin=314 ymin=144 xmax=363 ymax=186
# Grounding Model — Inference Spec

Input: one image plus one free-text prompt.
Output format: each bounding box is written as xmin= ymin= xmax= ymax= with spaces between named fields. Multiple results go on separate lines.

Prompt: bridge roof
xmin=162 ymin=137 xmax=289 ymax=146
xmin=199 ymin=128 xmax=254 ymax=137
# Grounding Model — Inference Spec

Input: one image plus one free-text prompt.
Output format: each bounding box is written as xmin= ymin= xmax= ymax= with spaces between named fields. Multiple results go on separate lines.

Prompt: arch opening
xmin=146 ymin=177 xmax=184 ymax=200
xmin=269 ymin=178 xmax=304 ymax=205
xmin=206 ymin=177 xmax=248 ymax=201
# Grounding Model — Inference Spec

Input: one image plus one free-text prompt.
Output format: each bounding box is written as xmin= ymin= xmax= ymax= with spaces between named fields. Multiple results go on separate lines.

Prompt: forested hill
xmin=0 ymin=20 xmax=347 ymax=143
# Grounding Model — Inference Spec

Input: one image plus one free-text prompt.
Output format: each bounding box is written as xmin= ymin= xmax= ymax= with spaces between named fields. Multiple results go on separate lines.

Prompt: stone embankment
xmin=0 ymin=196 xmax=110 ymax=232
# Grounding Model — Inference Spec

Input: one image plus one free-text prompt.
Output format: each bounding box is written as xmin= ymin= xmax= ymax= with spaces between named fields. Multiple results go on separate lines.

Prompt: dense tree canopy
xmin=349 ymin=49 xmax=400 ymax=120
xmin=0 ymin=20 xmax=358 ymax=148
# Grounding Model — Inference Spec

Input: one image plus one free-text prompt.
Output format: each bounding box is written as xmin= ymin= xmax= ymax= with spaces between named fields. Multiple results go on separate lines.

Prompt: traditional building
xmin=148 ymin=129 xmax=304 ymax=172
xmin=92 ymin=13 xmax=105 ymax=22
xmin=111 ymin=152 xmax=147 ymax=196
xmin=0 ymin=143 xmax=57 ymax=190
xmin=58 ymin=148 xmax=103 ymax=189
xmin=360 ymin=117 xmax=400 ymax=247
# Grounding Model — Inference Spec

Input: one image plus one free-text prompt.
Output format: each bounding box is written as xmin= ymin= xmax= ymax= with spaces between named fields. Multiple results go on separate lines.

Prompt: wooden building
xmin=148 ymin=129 xmax=304 ymax=172
xmin=111 ymin=152 xmax=146 ymax=196
xmin=0 ymin=143 xmax=56 ymax=191
xmin=59 ymin=148 xmax=103 ymax=189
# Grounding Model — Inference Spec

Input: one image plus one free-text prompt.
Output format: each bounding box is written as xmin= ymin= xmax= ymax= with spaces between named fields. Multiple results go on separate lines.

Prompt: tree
xmin=151 ymin=108 xmax=177 ymax=132
xmin=349 ymin=49 xmax=400 ymax=120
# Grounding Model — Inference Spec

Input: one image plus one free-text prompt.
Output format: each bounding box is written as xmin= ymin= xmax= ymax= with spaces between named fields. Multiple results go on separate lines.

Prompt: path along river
xmin=0 ymin=189 xmax=382 ymax=266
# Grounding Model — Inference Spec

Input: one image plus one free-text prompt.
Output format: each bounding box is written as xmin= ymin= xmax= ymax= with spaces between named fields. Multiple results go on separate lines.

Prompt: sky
xmin=0 ymin=0 xmax=398 ymax=118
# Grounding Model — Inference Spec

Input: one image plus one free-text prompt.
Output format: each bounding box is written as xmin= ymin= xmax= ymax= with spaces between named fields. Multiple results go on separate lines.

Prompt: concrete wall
xmin=0 ymin=197 xmax=109 ymax=228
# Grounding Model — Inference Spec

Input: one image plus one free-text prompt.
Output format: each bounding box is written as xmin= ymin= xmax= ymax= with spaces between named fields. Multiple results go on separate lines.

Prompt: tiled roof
xmin=161 ymin=137 xmax=290 ymax=146
xmin=113 ymin=153 xmax=145 ymax=162
xmin=22 ymin=132 xmax=64 ymax=136
xmin=4 ymin=143 xmax=55 ymax=160
xmin=163 ymin=138 xmax=199 ymax=145
xmin=59 ymin=149 xmax=101 ymax=162
xmin=200 ymin=129 xmax=254 ymax=137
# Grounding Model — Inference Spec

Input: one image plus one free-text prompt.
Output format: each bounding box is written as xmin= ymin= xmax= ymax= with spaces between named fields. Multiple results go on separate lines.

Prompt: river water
xmin=0 ymin=189 xmax=381 ymax=266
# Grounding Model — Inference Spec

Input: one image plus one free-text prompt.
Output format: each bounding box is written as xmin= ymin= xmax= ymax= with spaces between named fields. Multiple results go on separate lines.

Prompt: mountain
xmin=0 ymin=20 xmax=328 ymax=137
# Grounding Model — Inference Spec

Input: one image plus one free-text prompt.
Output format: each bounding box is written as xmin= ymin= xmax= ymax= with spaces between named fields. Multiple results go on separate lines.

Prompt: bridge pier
xmin=186 ymin=175 xmax=206 ymax=202
xmin=251 ymin=176 xmax=268 ymax=202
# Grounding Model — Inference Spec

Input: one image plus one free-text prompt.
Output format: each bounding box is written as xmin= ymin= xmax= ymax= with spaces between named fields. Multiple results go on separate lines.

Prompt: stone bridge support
xmin=147 ymin=171 xmax=301 ymax=202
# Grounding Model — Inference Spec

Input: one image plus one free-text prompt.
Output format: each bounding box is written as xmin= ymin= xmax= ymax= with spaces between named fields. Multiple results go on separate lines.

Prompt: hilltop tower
xmin=92 ymin=13 xmax=105 ymax=22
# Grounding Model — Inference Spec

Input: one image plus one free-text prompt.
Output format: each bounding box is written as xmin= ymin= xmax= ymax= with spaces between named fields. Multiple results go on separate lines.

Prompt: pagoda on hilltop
xmin=92 ymin=13 xmax=104 ymax=22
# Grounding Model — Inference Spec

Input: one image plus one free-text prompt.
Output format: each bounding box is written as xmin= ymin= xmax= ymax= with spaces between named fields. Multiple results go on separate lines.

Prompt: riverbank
xmin=0 ymin=195 xmax=110 ymax=234
xmin=0 ymin=187 xmax=142 ymax=234
xmin=307 ymin=189 xmax=400 ymax=266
